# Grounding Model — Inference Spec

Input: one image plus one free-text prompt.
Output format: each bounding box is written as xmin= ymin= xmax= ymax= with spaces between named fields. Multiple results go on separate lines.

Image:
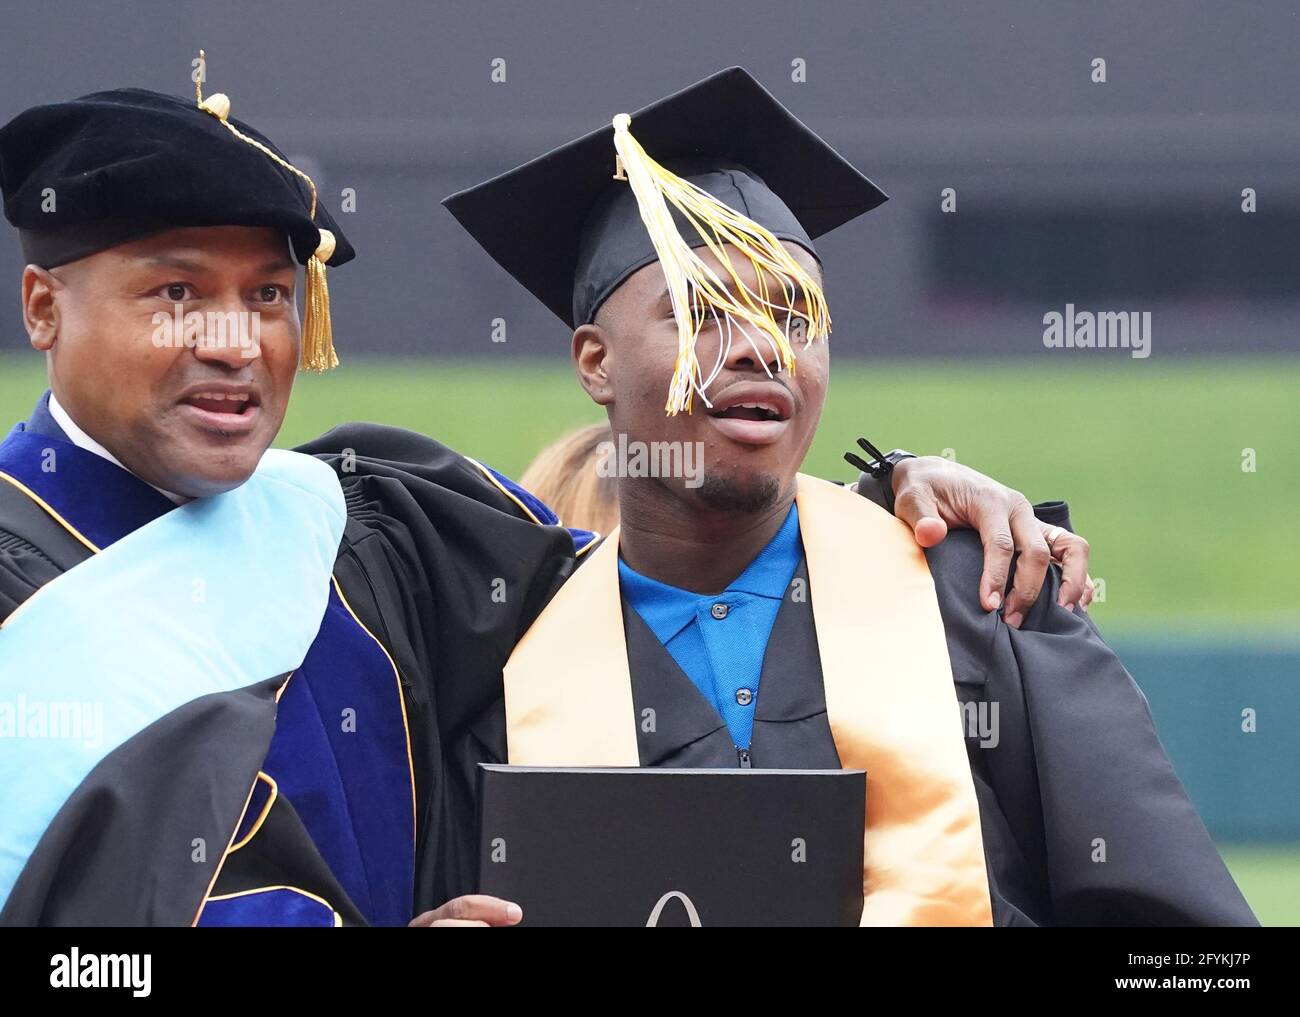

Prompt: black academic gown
xmin=443 ymin=509 xmax=1258 ymax=927
xmin=0 ymin=397 xmax=572 ymax=926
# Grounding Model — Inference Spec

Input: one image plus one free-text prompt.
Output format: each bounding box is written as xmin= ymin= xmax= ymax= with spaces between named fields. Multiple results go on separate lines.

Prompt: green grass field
xmin=7 ymin=354 xmax=1297 ymax=639
xmin=257 ymin=355 xmax=1298 ymax=633
xmin=2 ymin=352 xmax=1297 ymax=923
xmin=266 ymin=356 xmax=1298 ymax=640
xmin=1219 ymin=846 xmax=1300 ymax=927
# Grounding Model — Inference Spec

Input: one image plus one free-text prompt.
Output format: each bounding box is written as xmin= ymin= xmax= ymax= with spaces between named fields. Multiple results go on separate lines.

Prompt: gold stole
xmin=503 ymin=473 xmax=993 ymax=926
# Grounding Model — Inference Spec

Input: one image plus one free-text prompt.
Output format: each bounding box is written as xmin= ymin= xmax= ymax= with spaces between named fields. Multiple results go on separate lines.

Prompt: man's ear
xmin=573 ymin=323 xmax=614 ymax=407
xmin=22 ymin=265 xmax=61 ymax=352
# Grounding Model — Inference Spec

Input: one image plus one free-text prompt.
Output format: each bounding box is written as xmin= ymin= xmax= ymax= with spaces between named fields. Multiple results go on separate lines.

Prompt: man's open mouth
xmin=704 ymin=384 xmax=794 ymax=446
xmin=710 ymin=402 xmax=786 ymax=422
xmin=178 ymin=386 xmax=262 ymax=434
xmin=183 ymin=391 xmax=256 ymax=416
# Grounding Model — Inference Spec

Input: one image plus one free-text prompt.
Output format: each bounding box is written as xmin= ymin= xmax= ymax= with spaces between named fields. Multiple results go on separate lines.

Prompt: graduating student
xmin=0 ymin=68 xmax=1095 ymax=928
xmin=439 ymin=67 xmax=1257 ymax=925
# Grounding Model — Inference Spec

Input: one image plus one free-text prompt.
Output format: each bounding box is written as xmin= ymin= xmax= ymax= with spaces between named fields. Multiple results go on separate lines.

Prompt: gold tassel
xmin=610 ymin=113 xmax=831 ymax=414
xmin=301 ymin=229 xmax=338 ymax=370
xmin=194 ymin=50 xmax=339 ymax=371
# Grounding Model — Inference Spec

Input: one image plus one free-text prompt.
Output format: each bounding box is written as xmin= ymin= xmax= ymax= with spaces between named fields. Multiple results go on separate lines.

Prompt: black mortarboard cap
xmin=442 ymin=66 xmax=887 ymax=331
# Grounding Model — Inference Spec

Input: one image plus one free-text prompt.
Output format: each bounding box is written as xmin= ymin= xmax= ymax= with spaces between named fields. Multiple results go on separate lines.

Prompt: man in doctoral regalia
xmin=0 ymin=73 xmax=583 ymax=926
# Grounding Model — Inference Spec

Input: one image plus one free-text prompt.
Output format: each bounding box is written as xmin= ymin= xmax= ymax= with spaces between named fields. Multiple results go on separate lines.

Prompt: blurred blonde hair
xmin=520 ymin=422 xmax=620 ymax=536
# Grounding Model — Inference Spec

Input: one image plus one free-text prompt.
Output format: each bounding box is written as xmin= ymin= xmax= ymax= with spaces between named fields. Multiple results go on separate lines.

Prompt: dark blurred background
xmin=0 ymin=0 xmax=1297 ymax=356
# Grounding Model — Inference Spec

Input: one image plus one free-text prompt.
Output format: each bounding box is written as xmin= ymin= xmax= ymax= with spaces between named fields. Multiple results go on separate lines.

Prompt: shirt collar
xmin=618 ymin=504 xmax=802 ymax=641
xmin=728 ymin=504 xmax=802 ymax=598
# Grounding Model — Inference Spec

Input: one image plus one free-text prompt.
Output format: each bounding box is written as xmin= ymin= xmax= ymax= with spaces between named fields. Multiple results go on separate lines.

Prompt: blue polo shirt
xmin=617 ymin=505 xmax=802 ymax=749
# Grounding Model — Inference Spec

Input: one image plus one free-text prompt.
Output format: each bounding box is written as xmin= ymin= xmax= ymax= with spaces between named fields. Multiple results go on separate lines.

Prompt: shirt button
xmin=710 ymin=602 xmax=729 ymax=620
xmin=735 ymin=688 xmax=753 ymax=707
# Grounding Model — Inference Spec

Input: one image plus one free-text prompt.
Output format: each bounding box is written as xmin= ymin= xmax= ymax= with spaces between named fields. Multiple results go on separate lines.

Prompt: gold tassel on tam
xmin=610 ymin=113 xmax=831 ymax=415
xmin=193 ymin=50 xmax=339 ymax=371
xmin=300 ymin=228 xmax=338 ymax=371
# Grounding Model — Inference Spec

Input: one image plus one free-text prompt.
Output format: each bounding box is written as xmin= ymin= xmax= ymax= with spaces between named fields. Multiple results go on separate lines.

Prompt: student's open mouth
xmin=705 ymin=382 xmax=794 ymax=445
xmin=177 ymin=385 xmax=262 ymax=435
